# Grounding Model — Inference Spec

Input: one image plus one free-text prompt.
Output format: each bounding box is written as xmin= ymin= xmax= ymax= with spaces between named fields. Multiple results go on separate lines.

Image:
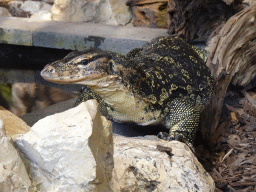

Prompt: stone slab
xmin=0 ymin=17 xmax=60 ymax=46
xmin=0 ymin=16 xmax=168 ymax=54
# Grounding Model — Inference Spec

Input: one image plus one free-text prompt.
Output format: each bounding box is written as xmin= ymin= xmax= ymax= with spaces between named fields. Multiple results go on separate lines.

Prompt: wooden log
xmin=167 ymin=0 xmax=243 ymax=42
xmin=201 ymin=4 xmax=256 ymax=148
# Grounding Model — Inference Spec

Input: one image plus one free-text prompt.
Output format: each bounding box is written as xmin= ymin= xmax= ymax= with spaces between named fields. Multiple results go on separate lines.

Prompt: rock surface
xmin=30 ymin=10 xmax=52 ymax=20
xmin=0 ymin=7 xmax=11 ymax=17
xmin=8 ymin=1 xmax=52 ymax=17
xmin=0 ymin=119 xmax=32 ymax=192
xmin=6 ymin=97 xmax=215 ymax=191
xmin=51 ymin=0 xmax=131 ymax=25
xmin=0 ymin=106 xmax=30 ymax=139
xmin=112 ymin=135 xmax=215 ymax=192
xmin=109 ymin=0 xmax=132 ymax=25
xmin=14 ymin=99 xmax=113 ymax=191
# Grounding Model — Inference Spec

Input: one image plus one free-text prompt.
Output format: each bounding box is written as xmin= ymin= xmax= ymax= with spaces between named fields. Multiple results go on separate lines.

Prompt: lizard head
xmin=41 ymin=49 xmax=115 ymax=84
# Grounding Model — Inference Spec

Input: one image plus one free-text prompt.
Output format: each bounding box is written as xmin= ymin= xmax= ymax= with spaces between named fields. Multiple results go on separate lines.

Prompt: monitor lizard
xmin=41 ymin=36 xmax=215 ymax=150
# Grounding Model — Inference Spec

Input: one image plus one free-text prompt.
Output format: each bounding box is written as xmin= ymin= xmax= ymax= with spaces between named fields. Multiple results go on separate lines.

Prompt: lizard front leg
xmin=158 ymin=99 xmax=200 ymax=151
xmin=75 ymin=86 xmax=110 ymax=117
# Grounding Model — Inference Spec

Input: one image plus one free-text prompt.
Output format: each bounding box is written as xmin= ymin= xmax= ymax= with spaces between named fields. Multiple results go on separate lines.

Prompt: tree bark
xmin=167 ymin=0 xmax=243 ymax=42
xmin=201 ymin=4 xmax=256 ymax=148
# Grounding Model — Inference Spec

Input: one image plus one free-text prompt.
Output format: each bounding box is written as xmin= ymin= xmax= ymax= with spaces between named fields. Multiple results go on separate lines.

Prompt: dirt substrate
xmin=196 ymin=88 xmax=256 ymax=192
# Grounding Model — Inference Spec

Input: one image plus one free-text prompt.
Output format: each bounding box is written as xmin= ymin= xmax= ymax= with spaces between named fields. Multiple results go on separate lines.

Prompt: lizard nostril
xmin=49 ymin=67 xmax=55 ymax=73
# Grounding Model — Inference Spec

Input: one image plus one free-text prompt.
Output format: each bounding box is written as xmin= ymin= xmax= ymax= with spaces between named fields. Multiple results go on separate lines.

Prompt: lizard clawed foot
xmin=157 ymin=132 xmax=195 ymax=153
xmin=157 ymin=132 xmax=183 ymax=142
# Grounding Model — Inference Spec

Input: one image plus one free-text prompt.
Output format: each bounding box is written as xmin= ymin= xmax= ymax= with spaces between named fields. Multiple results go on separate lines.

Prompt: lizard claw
xmin=157 ymin=132 xmax=195 ymax=153
xmin=157 ymin=132 xmax=183 ymax=142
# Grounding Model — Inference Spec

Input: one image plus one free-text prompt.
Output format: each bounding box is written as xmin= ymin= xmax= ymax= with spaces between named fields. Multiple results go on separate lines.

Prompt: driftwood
xmin=167 ymin=0 xmax=244 ymax=42
xmin=126 ymin=0 xmax=168 ymax=28
xmin=201 ymin=4 xmax=256 ymax=149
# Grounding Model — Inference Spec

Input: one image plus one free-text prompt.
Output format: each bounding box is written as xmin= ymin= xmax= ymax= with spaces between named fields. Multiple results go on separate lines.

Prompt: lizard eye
xmin=81 ymin=59 xmax=90 ymax=65
xmin=77 ymin=59 xmax=90 ymax=68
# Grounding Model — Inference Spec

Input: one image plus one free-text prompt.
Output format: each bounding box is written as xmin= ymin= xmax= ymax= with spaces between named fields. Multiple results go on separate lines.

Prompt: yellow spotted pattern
xmin=43 ymin=36 xmax=215 ymax=147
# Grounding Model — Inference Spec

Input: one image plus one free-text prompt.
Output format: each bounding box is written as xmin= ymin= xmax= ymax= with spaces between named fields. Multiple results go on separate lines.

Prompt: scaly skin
xmin=41 ymin=36 xmax=215 ymax=148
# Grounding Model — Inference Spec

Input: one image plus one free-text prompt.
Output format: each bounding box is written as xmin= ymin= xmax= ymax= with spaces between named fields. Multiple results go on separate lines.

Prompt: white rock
xmin=51 ymin=0 xmax=132 ymax=25
xmin=52 ymin=0 xmax=91 ymax=22
xmin=109 ymin=0 xmax=132 ymax=25
xmin=112 ymin=135 xmax=215 ymax=192
xmin=0 ymin=7 xmax=11 ymax=17
xmin=0 ymin=119 xmax=32 ymax=192
xmin=14 ymin=100 xmax=113 ymax=191
xmin=30 ymin=10 xmax=52 ymax=20
xmin=0 ymin=106 xmax=30 ymax=139
xmin=22 ymin=1 xmax=52 ymax=14
xmin=8 ymin=1 xmax=52 ymax=17
xmin=11 ymin=97 xmax=213 ymax=191
xmin=95 ymin=0 xmax=117 ymax=25
xmin=51 ymin=0 xmax=109 ymax=23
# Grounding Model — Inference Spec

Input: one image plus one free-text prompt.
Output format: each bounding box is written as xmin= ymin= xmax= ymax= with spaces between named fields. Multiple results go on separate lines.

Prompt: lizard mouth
xmin=40 ymin=67 xmax=105 ymax=84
